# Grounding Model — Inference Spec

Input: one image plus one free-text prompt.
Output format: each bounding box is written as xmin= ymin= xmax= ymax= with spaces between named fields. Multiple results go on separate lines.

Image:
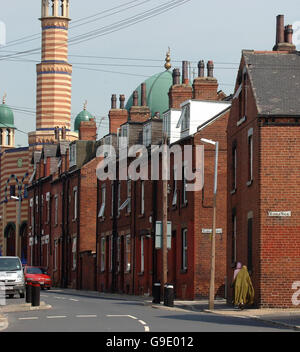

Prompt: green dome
xmin=125 ymin=70 xmax=173 ymax=117
xmin=0 ymin=103 xmax=15 ymax=129
xmin=74 ymin=109 xmax=93 ymax=131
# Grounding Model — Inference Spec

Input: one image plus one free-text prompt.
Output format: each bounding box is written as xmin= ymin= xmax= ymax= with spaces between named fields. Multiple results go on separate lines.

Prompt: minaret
xmin=28 ymin=0 xmax=77 ymax=147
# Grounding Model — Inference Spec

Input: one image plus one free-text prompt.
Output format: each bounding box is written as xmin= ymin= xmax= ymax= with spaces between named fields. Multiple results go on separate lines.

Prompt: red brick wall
xmin=227 ymin=54 xmax=300 ymax=308
xmin=259 ymin=125 xmax=300 ymax=307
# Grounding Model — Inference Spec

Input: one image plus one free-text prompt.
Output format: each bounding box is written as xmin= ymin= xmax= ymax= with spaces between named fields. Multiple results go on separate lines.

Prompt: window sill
xmin=230 ymin=189 xmax=236 ymax=195
xmin=246 ymin=179 xmax=253 ymax=187
xmin=237 ymin=116 xmax=246 ymax=127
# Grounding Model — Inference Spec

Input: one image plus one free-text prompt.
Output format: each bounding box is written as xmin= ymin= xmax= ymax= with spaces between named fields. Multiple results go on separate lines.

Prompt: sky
xmin=0 ymin=0 xmax=300 ymax=147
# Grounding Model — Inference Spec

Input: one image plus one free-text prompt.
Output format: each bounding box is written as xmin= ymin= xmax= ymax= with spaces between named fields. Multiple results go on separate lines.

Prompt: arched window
xmin=6 ymin=129 xmax=11 ymax=146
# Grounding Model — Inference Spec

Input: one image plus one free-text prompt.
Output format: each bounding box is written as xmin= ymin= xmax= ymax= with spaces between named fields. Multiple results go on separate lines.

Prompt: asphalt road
xmin=1 ymin=289 xmax=294 ymax=333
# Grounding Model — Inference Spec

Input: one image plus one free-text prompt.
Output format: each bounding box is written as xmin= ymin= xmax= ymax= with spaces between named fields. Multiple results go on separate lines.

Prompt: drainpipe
xmin=76 ymin=171 xmax=80 ymax=290
xmin=61 ymin=174 xmax=66 ymax=288
xmin=152 ymin=180 xmax=158 ymax=285
xmin=132 ymin=180 xmax=136 ymax=295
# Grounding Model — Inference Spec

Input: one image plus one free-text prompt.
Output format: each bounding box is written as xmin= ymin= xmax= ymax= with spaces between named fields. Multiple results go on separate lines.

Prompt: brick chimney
xmin=192 ymin=60 xmax=221 ymax=100
xmin=109 ymin=94 xmax=128 ymax=134
xmin=168 ymin=62 xmax=193 ymax=109
xmin=129 ymin=87 xmax=151 ymax=122
xmin=79 ymin=118 xmax=97 ymax=141
xmin=273 ymin=15 xmax=296 ymax=52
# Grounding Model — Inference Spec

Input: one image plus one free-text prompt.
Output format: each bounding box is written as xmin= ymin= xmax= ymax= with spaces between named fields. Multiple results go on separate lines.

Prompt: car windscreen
xmin=0 ymin=258 xmax=22 ymax=271
xmin=26 ymin=267 xmax=45 ymax=274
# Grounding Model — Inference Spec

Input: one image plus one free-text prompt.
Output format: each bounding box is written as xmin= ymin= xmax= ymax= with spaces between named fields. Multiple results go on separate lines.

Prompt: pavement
xmin=1 ymin=289 xmax=300 ymax=331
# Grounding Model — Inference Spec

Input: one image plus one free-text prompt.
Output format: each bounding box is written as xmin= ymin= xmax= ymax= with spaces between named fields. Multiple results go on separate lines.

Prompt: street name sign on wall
xmin=155 ymin=221 xmax=172 ymax=249
xmin=268 ymin=211 xmax=291 ymax=217
xmin=202 ymin=228 xmax=223 ymax=234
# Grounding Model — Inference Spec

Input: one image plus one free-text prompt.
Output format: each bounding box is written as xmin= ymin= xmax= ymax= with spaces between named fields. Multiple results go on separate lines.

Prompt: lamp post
xmin=11 ymin=195 xmax=21 ymax=258
xmin=201 ymin=138 xmax=219 ymax=310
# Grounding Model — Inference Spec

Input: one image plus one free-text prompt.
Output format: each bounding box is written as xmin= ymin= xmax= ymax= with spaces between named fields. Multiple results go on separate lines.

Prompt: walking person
xmin=231 ymin=262 xmax=242 ymax=307
xmin=233 ymin=265 xmax=255 ymax=309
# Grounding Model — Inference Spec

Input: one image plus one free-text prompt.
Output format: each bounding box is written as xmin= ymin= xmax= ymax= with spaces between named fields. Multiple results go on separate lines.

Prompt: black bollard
xmin=25 ymin=282 xmax=32 ymax=303
xmin=164 ymin=284 xmax=174 ymax=307
xmin=31 ymin=281 xmax=40 ymax=307
xmin=152 ymin=282 xmax=161 ymax=304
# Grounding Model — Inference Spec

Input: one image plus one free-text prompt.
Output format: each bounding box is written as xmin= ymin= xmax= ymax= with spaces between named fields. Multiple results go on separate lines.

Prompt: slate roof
xmin=243 ymin=51 xmax=300 ymax=116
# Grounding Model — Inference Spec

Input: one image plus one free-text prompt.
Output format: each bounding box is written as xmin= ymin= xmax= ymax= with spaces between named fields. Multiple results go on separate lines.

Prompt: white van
xmin=0 ymin=256 xmax=25 ymax=298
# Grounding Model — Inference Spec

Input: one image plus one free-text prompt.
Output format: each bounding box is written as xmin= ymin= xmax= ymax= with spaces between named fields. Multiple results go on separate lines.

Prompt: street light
xmin=11 ymin=195 xmax=21 ymax=258
xmin=201 ymin=138 xmax=219 ymax=310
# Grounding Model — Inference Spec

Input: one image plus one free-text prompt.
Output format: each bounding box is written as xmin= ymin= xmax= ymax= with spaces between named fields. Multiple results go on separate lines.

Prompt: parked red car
xmin=23 ymin=266 xmax=52 ymax=290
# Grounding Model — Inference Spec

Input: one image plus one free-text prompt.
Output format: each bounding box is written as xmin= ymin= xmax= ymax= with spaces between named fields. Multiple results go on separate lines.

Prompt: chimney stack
xmin=273 ymin=14 xmax=296 ymax=52
xmin=79 ymin=118 xmax=97 ymax=141
xmin=192 ymin=60 xmax=222 ymax=101
xmin=109 ymin=93 xmax=128 ymax=134
xmin=168 ymin=64 xmax=193 ymax=109
xmin=129 ymin=89 xmax=151 ymax=122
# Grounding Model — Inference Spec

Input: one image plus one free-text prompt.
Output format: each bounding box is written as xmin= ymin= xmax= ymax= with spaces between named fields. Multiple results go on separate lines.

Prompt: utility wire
xmin=0 ymin=0 xmax=192 ymax=61
xmin=3 ymin=0 xmax=149 ymax=49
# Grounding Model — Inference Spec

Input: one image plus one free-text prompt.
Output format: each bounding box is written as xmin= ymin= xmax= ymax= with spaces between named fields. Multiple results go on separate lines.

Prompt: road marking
xmin=18 ymin=317 xmax=39 ymax=320
xmin=76 ymin=315 xmax=97 ymax=318
xmin=69 ymin=298 xmax=79 ymax=302
xmin=138 ymin=320 xmax=146 ymax=325
xmin=47 ymin=315 xmax=67 ymax=319
xmin=144 ymin=326 xmax=150 ymax=332
xmin=127 ymin=315 xmax=138 ymax=320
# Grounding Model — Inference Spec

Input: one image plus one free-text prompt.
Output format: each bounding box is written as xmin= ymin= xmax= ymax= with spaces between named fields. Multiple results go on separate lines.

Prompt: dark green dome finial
xmin=0 ymin=93 xmax=16 ymax=129
xmin=74 ymin=100 xmax=93 ymax=131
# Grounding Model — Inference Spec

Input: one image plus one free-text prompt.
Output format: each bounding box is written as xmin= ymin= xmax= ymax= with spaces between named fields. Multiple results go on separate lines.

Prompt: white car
xmin=0 ymin=256 xmax=25 ymax=299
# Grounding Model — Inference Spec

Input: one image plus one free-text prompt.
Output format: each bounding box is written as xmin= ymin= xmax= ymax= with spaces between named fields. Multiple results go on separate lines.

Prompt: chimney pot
xmin=182 ymin=61 xmax=189 ymax=84
xmin=172 ymin=68 xmax=181 ymax=85
xmin=285 ymin=24 xmax=294 ymax=44
xmin=141 ymin=83 xmax=147 ymax=106
xmin=120 ymin=94 xmax=125 ymax=109
xmin=198 ymin=60 xmax=205 ymax=77
xmin=207 ymin=61 xmax=214 ymax=77
xmin=111 ymin=94 xmax=117 ymax=109
xmin=133 ymin=91 xmax=139 ymax=106
xmin=276 ymin=14 xmax=285 ymax=44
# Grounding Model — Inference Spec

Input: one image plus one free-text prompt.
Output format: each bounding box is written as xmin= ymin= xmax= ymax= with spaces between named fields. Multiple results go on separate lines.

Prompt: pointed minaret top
xmin=83 ymin=100 xmax=88 ymax=111
xmin=164 ymin=47 xmax=171 ymax=71
xmin=2 ymin=92 xmax=7 ymax=105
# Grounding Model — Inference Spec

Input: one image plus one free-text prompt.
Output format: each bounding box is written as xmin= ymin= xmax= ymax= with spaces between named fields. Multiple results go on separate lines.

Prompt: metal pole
xmin=209 ymin=141 xmax=218 ymax=310
xmin=162 ymin=133 xmax=168 ymax=295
